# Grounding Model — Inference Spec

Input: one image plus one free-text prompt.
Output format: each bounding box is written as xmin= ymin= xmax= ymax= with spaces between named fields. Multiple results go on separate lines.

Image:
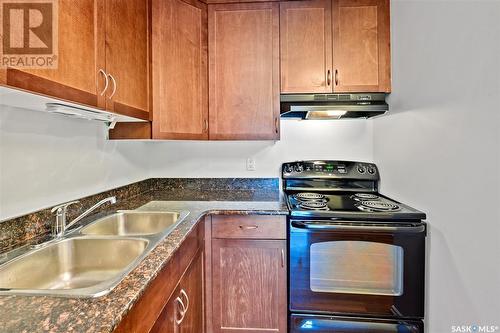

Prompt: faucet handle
xmin=51 ymin=200 xmax=80 ymax=213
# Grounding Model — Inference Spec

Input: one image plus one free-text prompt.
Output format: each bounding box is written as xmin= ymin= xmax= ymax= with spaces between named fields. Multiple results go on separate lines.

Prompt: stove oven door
xmin=289 ymin=220 xmax=425 ymax=318
xmin=290 ymin=314 xmax=424 ymax=333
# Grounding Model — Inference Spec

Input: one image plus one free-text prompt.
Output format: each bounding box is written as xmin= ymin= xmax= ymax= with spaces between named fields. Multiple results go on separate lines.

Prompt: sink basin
xmin=81 ymin=211 xmax=182 ymax=236
xmin=0 ymin=237 xmax=148 ymax=297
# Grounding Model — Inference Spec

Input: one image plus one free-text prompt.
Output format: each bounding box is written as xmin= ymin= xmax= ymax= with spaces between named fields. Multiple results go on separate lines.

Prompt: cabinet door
xmin=208 ymin=3 xmax=280 ymax=140
xmin=179 ymin=250 xmax=204 ymax=333
xmin=150 ymin=287 xmax=180 ymax=333
xmin=280 ymin=0 xmax=333 ymax=93
xmin=0 ymin=0 xmax=105 ymax=108
xmin=105 ymin=0 xmax=150 ymax=120
xmin=152 ymin=0 xmax=208 ymax=140
xmin=332 ymin=0 xmax=391 ymax=92
xmin=212 ymin=239 xmax=287 ymax=333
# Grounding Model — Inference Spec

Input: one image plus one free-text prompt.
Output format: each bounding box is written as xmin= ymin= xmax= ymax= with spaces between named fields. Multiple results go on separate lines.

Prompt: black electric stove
xmin=283 ymin=160 xmax=427 ymax=333
xmin=283 ymin=160 xmax=426 ymax=221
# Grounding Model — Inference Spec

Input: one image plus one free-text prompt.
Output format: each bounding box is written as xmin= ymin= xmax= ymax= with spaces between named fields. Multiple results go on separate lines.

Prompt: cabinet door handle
xmin=204 ymin=119 xmax=208 ymax=133
xmin=334 ymin=69 xmax=339 ymax=86
xmin=107 ymin=73 xmax=117 ymax=99
xmin=239 ymin=225 xmax=258 ymax=230
xmin=275 ymin=117 xmax=279 ymax=134
xmin=99 ymin=69 xmax=109 ymax=96
xmin=180 ymin=289 xmax=189 ymax=313
xmin=281 ymin=249 xmax=285 ymax=268
xmin=327 ymin=69 xmax=331 ymax=86
xmin=175 ymin=296 xmax=186 ymax=325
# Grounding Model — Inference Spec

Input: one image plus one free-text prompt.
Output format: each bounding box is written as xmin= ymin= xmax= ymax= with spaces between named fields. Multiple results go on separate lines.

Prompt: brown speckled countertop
xmin=0 ymin=186 xmax=288 ymax=333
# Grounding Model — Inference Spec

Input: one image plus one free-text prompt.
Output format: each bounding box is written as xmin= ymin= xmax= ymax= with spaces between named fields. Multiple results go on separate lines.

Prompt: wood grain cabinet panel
xmin=280 ymin=0 xmax=333 ymax=93
xmin=105 ymin=0 xmax=150 ymax=120
xmin=332 ymin=0 xmax=391 ymax=92
xmin=211 ymin=239 xmax=287 ymax=333
xmin=152 ymin=0 xmax=208 ymax=139
xmin=151 ymin=250 xmax=204 ymax=333
xmin=212 ymin=215 xmax=286 ymax=239
xmin=1 ymin=0 xmax=105 ymax=108
xmin=208 ymin=2 xmax=280 ymax=140
xmin=114 ymin=222 xmax=204 ymax=333
xmin=178 ymin=249 xmax=204 ymax=333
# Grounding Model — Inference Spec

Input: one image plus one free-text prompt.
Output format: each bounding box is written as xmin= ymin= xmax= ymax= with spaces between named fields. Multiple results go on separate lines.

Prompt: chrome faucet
xmin=51 ymin=196 xmax=117 ymax=237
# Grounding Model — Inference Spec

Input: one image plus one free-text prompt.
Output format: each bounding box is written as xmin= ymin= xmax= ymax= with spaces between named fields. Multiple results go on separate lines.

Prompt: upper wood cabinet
xmin=280 ymin=0 xmax=391 ymax=93
xmin=333 ymin=0 xmax=390 ymax=92
xmin=0 ymin=0 xmax=150 ymax=120
xmin=208 ymin=2 xmax=280 ymax=140
xmin=152 ymin=0 xmax=208 ymax=140
xmin=104 ymin=0 xmax=151 ymax=120
xmin=280 ymin=0 xmax=332 ymax=93
xmin=0 ymin=0 xmax=106 ymax=108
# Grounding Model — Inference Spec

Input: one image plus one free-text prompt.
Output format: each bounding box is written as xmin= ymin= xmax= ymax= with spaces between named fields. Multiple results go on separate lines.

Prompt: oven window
xmin=310 ymin=241 xmax=404 ymax=296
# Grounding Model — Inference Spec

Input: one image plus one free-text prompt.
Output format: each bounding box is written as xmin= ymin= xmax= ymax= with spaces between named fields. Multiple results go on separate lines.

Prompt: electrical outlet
xmin=246 ymin=157 xmax=256 ymax=171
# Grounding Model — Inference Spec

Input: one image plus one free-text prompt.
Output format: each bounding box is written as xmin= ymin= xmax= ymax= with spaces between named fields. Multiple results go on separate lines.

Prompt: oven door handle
xmin=291 ymin=220 xmax=425 ymax=233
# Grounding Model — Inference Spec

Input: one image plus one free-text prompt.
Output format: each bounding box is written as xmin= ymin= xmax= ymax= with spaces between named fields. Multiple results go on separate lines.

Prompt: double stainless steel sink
xmin=0 ymin=211 xmax=189 ymax=298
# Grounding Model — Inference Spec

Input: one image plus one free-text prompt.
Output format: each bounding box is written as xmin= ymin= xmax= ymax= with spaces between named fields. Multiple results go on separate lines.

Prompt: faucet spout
xmin=66 ymin=196 xmax=117 ymax=231
xmin=51 ymin=196 xmax=117 ymax=237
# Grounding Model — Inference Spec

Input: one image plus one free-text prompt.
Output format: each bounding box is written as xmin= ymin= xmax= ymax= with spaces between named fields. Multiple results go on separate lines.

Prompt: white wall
xmin=147 ymin=120 xmax=374 ymax=178
xmin=0 ymin=107 xmax=374 ymax=220
xmin=374 ymin=1 xmax=500 ymax=331
xmin=0 ymin=106 xmax=150 ymax=220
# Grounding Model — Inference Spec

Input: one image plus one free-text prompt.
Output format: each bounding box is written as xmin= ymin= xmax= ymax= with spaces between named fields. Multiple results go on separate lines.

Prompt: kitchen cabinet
xmin=104 ymin=0 xmax=151 ymax=120
xmin=151 ymin=249 xmax=204 ymax=333
xmin=332 ymin=0 xmax=391 ymax=92
xmin=280 ymin=0 xmax=333 ymax=93
xmin=208 ymin=2 xmax=280 ymax=140
xmin=0 ymin=0 xmax=106 ymax=108
xmin=208 ymin=215 xmax=287 ymax=333
xmin=114 ymin=222 xmax=204 ymax=333
xmin=152 ymin=0 xmax=208 ymax=139
xmin=280 ymin=0 xmax=391 ymax=93
xmin=0 ymin=0 xmax=150 ymax=120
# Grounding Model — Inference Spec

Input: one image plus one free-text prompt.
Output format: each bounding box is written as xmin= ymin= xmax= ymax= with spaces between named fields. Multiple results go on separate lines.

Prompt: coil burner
xmin=357 ymin=201 xmax=401 ymax=212
xmin=352 ymin=193 xmax=380 ymax=201
xmin=298 ymin=201 xmax=329 ymax=211
xmin=293 ymin=193 xmax=327 ymax=202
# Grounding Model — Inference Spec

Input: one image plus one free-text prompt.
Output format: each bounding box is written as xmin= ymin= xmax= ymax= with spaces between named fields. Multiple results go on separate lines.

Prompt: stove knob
xmin=357 ymin=165 xmax=366 ymax=174
xmin=368 ymin=166 xmax=376 ymax=174
xmin=295 ymin=164 xmax=304 ymax=173
xmin=284 ymin=164 xmax=294 ymax=173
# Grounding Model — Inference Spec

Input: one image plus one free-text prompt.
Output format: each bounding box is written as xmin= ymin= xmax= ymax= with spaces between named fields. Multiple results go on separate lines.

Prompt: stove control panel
xmin=282 ymin=160 xmax=379 ymax=180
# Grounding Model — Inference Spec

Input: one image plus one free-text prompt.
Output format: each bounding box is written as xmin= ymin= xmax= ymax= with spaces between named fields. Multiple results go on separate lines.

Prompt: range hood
xmin=280 ymin=93 xmax=388 ymax=120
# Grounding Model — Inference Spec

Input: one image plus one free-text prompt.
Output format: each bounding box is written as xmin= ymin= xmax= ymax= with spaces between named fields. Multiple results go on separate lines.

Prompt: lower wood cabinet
xmin=211 ymin=239 xmax=287 ymax=333
xmin=207 ymin=215 xmax=287 ymax=333
xmin=151 ymin=249 xmax=204 ymax=333
xmin=114 ymin=222 xmax=204 ymax=333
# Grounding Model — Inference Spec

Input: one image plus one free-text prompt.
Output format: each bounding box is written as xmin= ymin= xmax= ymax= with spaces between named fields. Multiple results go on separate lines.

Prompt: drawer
xmin=211 ymin=215 xmax=286 ymax=240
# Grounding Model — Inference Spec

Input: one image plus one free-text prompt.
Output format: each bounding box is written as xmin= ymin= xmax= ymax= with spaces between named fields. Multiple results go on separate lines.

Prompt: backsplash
xmin=0 ymin=178 xmax=279 ymax=253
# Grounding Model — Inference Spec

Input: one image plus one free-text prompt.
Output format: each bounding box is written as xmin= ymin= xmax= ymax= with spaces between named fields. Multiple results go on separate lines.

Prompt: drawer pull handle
xmin=180 ymin=289 xmax=189 ymax=313
xmin=239 ymin=225 xmax=258 ymax=230
xmin=175 ymin=296 xmax=186 ymax=325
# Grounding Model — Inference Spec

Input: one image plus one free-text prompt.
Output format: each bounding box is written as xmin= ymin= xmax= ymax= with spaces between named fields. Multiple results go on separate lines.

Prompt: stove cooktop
xmin=286 ymin=191 xmax=426 ymax=221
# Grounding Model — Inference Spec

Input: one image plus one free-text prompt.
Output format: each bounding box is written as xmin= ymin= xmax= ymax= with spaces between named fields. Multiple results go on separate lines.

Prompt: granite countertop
xmin=0 ymin=188 xmax=288 ymax=333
